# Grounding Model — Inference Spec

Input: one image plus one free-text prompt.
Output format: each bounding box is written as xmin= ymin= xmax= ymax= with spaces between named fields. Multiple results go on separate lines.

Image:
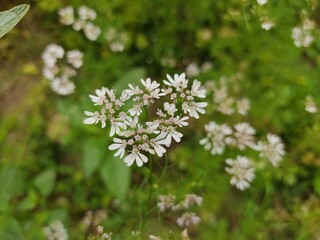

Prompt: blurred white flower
xmin=158 ymin=194 xmax=176 ymax=212
xmin=110 ymin=41 xmax=125 ymax=52
xmin=183 ymin=194 xmax=203 ymax=208
xmin=292 ymin=26 xmax=314 ymax=47
xmin=149 ymin=235 xmax=162 ymax=240
xmin=237 ymin=98 xmax=250 ymax=115
xmin=185 ymin=62 xmax=200 ymax=77
xmin=78 ymin=5 xmax=97 ymax=21
xmin=67 ymin=50 xmax=83 ymax=68
xmin=42 ymin=44 xmax=64 ymax=67
xmin=261 ymin=19 xmax=274 ymax=30
xmin=177 ymin=212 xmax=201 ymax=228
xmin=257 ymin=0 xmax=268 ymax=5
xmin=305 ymin=96 xmax=317 ymax=113
xmin=200 ymin=122 xmax=232 ymax=155
xmin=58 ymin=6 xmax=74 ymax=25
xmin=84 ymin=22 xmax=101 ymax=41
xmin=225 ymin=156 xmax=255 ymax=191
xmin=51 ymin=77 xmax=75 ymax=96
xmin=226 ymin=122 xmax=256 ymax=150
xmin=72 ymin=19 xmax=86 ymax=31
xmin=181 ymin=229 xmax=190 ymax=240
xmin=258 ymin=133 xmax=285 ymax=167
xmin=43 ymin=221 xmax=68 ymax=240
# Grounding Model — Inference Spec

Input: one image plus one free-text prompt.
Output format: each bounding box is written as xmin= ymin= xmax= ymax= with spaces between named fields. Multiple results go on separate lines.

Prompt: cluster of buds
xmin=157 ymin=193 xmax=203 ymax=228
xmin=42 ymin=44 xmax=83 ymax=95
xmin=58 ymin=5 xmax=101 ymax=41
xmin=84 ymin=73 xmax=207 ymax=167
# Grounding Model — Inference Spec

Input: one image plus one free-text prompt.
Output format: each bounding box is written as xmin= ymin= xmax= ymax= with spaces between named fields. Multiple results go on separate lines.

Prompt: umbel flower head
xmin=84 ymin=73 xmax=207 ymax=167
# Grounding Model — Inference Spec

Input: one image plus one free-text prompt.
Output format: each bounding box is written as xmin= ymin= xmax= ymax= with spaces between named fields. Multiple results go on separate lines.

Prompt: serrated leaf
xmin=100 ymin=153 xmax=131 ymax=199
xmin=0 ymin=217 xmax=23 ymax=240
xmin=83 ymin=138 xmax=105 ymax=177
xmin=0 ymin=4 xmax=29 ymax=38
xmin=115 ymin=67 xmax=146 ymax=92
xmin=34 ymin=169 xmax=56 ymax=197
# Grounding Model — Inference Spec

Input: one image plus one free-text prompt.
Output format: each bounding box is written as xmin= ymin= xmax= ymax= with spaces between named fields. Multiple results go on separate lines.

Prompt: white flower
xmin=67 ymin=50 xmax=83 ymax=68
xmin=200 ymin=122 xmax=232 ymax=155
xmin=177 ymin=212 xmax=201 ymax=228
xmin=42 ymin=44 xmax=65 ymax=67
xmin=110 ymin=120 xmax=127 ymax=136
xmin=164 ymin=73 xmax=188 ymax=89
xmin=225 ymin=156 xmax=255 ymax=191
xmin=185 ymin=62 xmax=200 ymax=77
xmin=141 ymin=78 xmax=160 ymax=92
xmin=124 ymin=148 xmax=148 ymax=167
xmin=226 ymin=122 xmax=256 ymax=150
xmin=72 ymin=19 xmax=86 ymax=31
xmin=109 ymin=138 xmax=127 ymax=158
xmin=261 ymin=19 xmax=274 ymax=30
xmin=158 ymin=194 xmax=176 ymax=212
xmin=149 ymin=235 xmax=162 ymax=240
xmin=237 ymin=98 xmax=250 ymax=115
xmin=51 ymin=77 xmax=75 ymax=95
xmin=164 ymin=102 xmax=177 ymax=116
xmin=43 ymin=221 xmax=68 ymax=240
xmin=305 ymin=96 xmax=317 ymax=113
xmin=84 ymin=111 xmax=100 ymax=125
xmin=216 ymin=97 xmax=234 ymax=115
xmin=78 ymin=6 xmax=97 ymax=21
xmin=128 ymin=104 xmax=143 ymax=116
xmin=257 ymin=0 xmax=268 ymax=5
xmin=191 ymin=80 xmax=206 ymax=98
xmin=84 ymin=22 xmax=101 ymax=41
xmin=159 ymin=127 xmax=183 ymax=146
xmin=258 ymin=133 xmax=285 ymax=167
xmin=43 ymin=65 xmax=59 ymax=80
xmin=58 ymin=6 xmax=74 ymax=25
xmin=183 ymin=101 xmax=208 ymax=119
xmin=149 ymin=138 xmax=167 ymax=157
xmin=183 ymin=194 xmax=203 ymax=208
xmin=292 ymin=27 xmax=314 ymax=47
xmin=110 ymin=41 xmax=125 ymax=52
xmin=89 ymin=88 xmax=107 ymax=105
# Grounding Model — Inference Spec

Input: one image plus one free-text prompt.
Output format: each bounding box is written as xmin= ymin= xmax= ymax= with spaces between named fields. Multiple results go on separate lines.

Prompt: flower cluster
xmin=205 ymin=74 xmax=250 ymax=116
xmin=105 ymin=28 xmax=128 ymax=53
xmin=43 ymin=221 xmax=68 ymax=240
xmin=292 ymin=18 xmax=315 ymax=47
xmin=225 ymin=156 xmax=255 ymax=190
xmin=200 ymin=121 xmax=285 ymax=189
xmin=42 ymin=44 xmax=83 ymax=95
xmin=58 ymin=6 xmax=101 ymax=41
xmin=84 ymin=73 xmax=207 ymax=167
xmin=157 ymin=193 xmax=203 ymax=228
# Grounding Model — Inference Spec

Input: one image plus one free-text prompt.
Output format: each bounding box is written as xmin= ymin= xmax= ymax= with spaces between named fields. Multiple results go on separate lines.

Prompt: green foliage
xmin=0 ymin=4 xmax=29 ymax=38
xmin=34 ymin=168 xmax=56 ymax=197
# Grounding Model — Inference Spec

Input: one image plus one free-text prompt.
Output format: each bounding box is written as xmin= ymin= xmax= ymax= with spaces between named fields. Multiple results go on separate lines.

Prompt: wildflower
xmin=51 ymin=77 xmax=75 ymax=96
xmin=183 ymin=194 xmax=203 ymax=208
xmin=177 ymin=212 xmax=201 ymax=228
xmin=78 ymin=6 xmax=97 ymax=21
xmin=43 ymin=221 xmax=68 ymax=240
xmin=149 ymin=235 xmax=162 ymax=240
xmin=66 ymin=50 xmax=83 ymax=68
xmin=84 ymin=111 xmax=100 ymax=125
xmin=108 ymin=138 xmax=127 ymax=158
xmin=158 ymin=194 xmax=176 ymax=212
xmin=200 ymin=122 xmax=232 ymax=155
xmin=257 ymin=0 xmax=268 ymax=5
xmin=124 ymin=147 xmax=148 ymax=167
xmin=258 ymin=134 xmax=285 ymax=167
xmin=261 ymin=19 xmax=274 ymax=30
xmin=58 ymin=6 xmax=74 ymax=25
xmin=305 ymin=96 xmax=317 ymax=113
xmin=237 ymin=98 xmax=250 ymax=115
xmin=226 ymin=122 xmax=256 ymax=150
xmin=225 ymin=156 xmax=255 ymax=190
xmin=84 ymin=22 xmax=101 ymax=41
xmin=42 ymin=44 xmax=64 ymax=67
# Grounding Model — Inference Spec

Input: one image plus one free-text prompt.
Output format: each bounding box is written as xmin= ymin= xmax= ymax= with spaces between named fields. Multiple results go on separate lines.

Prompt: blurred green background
xmin=1 ymin=0 xmax=320 ymax=239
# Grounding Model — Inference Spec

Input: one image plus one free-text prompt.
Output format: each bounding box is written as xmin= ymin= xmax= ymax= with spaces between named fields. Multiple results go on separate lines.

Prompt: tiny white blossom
xmin=236 ymin=98 xmax=250 ymax=115
xmin=43 ymin=221 xmax=68 ymax=240
xmin=124 ymin=148 xmax=148 ymax=167
xmin=257 ymin=0 xmax=268 ymax=5
xmin=183 ymin=194 xmax=203 ymax=208
xmin=185 ymin=62 xmax=200 ymax=77
xmin=51 ymin=77 xmax=75 ymax=95
xmin=66 ymin=50 xmax=83 ymax=68
xmin=158 ymin=194 xmax=176 ymax=212
xmin=84 ymin=111 xmax=100 ymax=125
xmin=109 ymin=138 xmax=127 ymax=158
xmin=177 ymin=212 xmax=201 ymax=228
xmin=84 ymin=22 xmax=101 ymax=41
xmin=149 ymin=235 xmax=162 ymax=240
xmin=78 ymin=6 xmax=97 ymax=21
xmin=292 ymin=26 xmax=314 ymax=47
xmin=226 ymin=122 xmax=256 ymax=150
xmin=225 ymin=156 xmax=255 ymax=190
xmin=258 ymin=133 xmax=285 ymax=167
xmin=89 ymin=88 xmax=107 ymax=105
xmin=42 ymin=44 xmax=65 ymax=67
xmin=58 ymin=6 xmax=74 ymax=25
xmin=191 ymin=79 xmax=206 ymax=98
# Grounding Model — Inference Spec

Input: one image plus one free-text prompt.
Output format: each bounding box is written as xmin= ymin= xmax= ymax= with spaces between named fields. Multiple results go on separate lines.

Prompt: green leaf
xmin=18 ymin=190 xmax=38 ymax=211
xmin=0 ymin=166 xmax=24 ymax=212
xmin=82 ymin=138 xmax=105 ymax=177
xmin=99 ymin=153 xmax=131 ymax=199
xmin=0 ymin=4 xmax=29 ymax=38
xmin=34 ymin=169 xmax=56 ymax=197
xmin=0 ymin=217 xmax=24 ymax=240
xmin=115 ymin=67 xmax=146 ymax=92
